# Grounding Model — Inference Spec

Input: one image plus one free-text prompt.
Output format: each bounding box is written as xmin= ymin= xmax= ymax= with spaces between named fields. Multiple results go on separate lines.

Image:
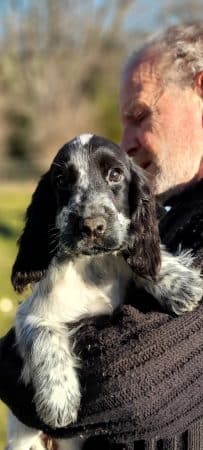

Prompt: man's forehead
xmin=121 ymin=56 xmax=163 ymax=111
xmin=121 ymin=81 xmax=163 ymax=118
xmin=122 ymin=47 xmax=162 ymax=85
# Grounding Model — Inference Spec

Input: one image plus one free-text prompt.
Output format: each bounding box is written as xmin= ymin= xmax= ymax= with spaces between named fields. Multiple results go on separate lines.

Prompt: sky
xmin=0 ymin=0 xmax=203 ymax=40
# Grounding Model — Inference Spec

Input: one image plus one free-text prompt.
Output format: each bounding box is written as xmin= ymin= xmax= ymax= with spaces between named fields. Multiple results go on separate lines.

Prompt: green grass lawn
xmin=0 ymin=184 xmax=33 ymax=450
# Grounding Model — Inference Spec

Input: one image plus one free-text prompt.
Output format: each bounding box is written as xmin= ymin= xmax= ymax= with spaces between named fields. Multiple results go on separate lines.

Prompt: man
xmin=120 ymin=22 xmax=203 ymax=197
xmin=1 ymin=22 xmax=203 ymax=450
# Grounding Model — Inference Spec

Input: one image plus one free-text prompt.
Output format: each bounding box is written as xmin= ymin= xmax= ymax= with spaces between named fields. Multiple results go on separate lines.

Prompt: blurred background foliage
xmin=1 ymin=0 xmax=203 ymax=448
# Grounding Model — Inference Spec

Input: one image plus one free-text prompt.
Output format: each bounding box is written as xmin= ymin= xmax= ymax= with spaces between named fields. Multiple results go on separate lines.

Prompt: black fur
xmin=125 ymin=163 xmax=160 ymax=279
xmin=11 ymin=173 xmax=57 ymax=293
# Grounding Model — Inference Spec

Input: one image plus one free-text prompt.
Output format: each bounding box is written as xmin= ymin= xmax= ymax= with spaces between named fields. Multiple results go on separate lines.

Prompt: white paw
xmin=34 ymin=365 xmax=81 ymax=428
xmin=168 ymin=269 xmax=203 ymax=315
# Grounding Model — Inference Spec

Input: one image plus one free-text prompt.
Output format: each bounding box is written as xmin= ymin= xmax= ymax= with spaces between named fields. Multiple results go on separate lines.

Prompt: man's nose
xmin=120 ymin=126 xmax=139 ymax=154
xmin=120 ymin=126 xmax=153 ymax=169
xmin=80 ymin=216 xmax=107 ymax=239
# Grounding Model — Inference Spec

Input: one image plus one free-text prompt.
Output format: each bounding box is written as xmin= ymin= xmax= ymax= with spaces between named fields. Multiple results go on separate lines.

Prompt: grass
xmin=0 ymin=184 xmax=33 ymax=450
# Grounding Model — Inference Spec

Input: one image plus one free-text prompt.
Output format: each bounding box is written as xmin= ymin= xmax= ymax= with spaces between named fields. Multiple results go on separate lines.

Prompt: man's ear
xmin=124 ymin=164 xmax=161 ymax=279
xmin=197 ymin=157 xmax=203 ymax=179
xmin=11 ymin=171 xmax=57 ymax=293
xmin=194 ymin=71 xmax=203 ymax=98
xmin=194 ymin=73 xmax=203 ymax=177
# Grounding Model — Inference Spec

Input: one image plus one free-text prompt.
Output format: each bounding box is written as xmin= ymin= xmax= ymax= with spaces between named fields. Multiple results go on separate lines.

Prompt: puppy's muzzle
xmin=59 ymin=207 xmax=122 ymax=257
xmin=80 ymin=216 xmax=107 ymax=240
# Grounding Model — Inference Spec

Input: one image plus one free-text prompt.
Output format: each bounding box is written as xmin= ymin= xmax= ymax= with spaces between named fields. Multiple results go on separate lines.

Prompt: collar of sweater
xmin=159 ymin=179 xmax=203 ymax=271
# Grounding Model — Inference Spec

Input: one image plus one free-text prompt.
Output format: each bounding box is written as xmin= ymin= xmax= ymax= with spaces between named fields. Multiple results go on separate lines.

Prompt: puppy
xmin=7 ymin=134 xmax=203 ymax=450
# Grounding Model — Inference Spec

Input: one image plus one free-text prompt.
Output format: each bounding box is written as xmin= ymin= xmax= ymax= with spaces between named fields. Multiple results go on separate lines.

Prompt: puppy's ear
xmin=124 ymin=164 xmax=160 ymax=279
xmin=11 ymin=171 xmax=57 ymax=293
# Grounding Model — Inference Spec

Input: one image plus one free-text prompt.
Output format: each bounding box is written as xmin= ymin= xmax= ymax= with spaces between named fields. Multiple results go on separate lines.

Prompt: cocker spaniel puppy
xmin=7 ymin=134 xmax=202 ymax=450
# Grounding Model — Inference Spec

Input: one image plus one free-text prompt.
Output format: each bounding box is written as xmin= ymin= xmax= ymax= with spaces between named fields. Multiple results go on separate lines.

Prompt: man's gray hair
xmin=125 ymin=22 xmax=203 ymax=88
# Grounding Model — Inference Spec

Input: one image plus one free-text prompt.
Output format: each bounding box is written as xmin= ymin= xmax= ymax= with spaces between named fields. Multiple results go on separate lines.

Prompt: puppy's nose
xmin=82 ymin=216 xmax=106 ymax=238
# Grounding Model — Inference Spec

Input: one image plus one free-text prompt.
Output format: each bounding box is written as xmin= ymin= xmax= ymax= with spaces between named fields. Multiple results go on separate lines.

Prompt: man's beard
xmin=154 ymin=161 xmax=189 ymax=203
xmin=131 ymin=153 xmax=188 ymax=201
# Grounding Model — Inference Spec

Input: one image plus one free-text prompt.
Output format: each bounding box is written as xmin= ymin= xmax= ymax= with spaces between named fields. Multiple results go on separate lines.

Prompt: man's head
xmin=120 ymin=22 xmax=203 ymax=199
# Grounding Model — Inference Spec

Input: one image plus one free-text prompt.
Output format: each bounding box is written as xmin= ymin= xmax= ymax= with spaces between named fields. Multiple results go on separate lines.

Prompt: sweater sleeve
xmin=55 ymin=303 xmax=203 ymax=443
xmin=1 ymin=301 xmax=203 ymax=445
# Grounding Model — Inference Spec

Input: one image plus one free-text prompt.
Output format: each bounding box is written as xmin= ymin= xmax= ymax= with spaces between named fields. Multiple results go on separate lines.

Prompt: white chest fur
xmin=13 ymin=253 xmax=134 ymax=446
xmin=19 ymin=253 xmax=132 ymax=326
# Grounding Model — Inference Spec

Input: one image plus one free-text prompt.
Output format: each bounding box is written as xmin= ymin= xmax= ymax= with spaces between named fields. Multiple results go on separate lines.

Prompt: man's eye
xmin=107 ymin=168 xmax=124 ymax=184
xmin=134 ymin=107 xmax=151 ymax=125
xmin=134 ymin=111 xmax=146 ymax=123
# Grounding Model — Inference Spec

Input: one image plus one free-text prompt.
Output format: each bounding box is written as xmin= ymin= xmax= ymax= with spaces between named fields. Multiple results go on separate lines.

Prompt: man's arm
xmin=1 ymin=301 xmax=203 ymax=443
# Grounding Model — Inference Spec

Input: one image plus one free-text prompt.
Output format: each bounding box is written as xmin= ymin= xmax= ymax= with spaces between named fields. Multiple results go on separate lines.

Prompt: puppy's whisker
xmin=52 ymin=162 xmax=64 ymax=169
xmin=49 ymin=241 xmax=60 ymax=255
xmin=48 ymin=232 xmax=60 ymax=242
xmin=48 ymin=225 xmax=60 ymax=234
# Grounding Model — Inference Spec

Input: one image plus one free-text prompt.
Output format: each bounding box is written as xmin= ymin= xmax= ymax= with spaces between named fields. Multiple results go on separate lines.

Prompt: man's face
xmin=120 ymin=56 xmax=203 ymax=197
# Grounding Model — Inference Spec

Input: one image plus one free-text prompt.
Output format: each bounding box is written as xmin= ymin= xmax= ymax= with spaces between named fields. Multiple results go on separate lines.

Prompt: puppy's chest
xmin=48 ymin=254 xmax=132 ymax=322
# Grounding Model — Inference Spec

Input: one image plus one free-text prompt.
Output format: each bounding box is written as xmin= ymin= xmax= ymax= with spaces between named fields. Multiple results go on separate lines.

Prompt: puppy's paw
xmin=165 ymin=266 xmax=203 ymax=315
xmin=34 ymin=365 xmax=81 ymax=428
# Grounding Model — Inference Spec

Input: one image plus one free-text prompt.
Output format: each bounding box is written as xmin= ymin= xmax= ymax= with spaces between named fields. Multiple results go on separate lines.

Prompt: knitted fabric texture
xmin=0 ymin=180 xmax=203 ymax=450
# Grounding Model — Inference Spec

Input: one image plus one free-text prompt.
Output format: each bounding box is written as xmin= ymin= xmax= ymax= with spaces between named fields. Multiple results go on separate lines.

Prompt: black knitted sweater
xmin=0 ymin=180 xmax=203 ymax=450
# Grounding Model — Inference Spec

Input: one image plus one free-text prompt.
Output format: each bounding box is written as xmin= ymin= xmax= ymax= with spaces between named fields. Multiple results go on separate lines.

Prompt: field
xmin=0 ymin=185 xmax=33 ymax=450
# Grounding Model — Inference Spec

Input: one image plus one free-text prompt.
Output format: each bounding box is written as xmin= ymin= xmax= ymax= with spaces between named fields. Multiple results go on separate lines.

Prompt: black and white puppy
xmin=7 ymin=134 xmax=202 ymax=450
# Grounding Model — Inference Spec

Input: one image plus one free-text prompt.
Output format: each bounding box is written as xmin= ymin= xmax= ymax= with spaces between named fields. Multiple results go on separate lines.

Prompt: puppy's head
xmin=12 ymin=134 xmax=160 ymax=293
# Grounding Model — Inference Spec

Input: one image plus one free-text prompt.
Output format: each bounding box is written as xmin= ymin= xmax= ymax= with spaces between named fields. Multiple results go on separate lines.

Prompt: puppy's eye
xmin=107 ymin=168 xmax=124 ymax=184
xmin=55 ymin=174 xmax=67 ymax=190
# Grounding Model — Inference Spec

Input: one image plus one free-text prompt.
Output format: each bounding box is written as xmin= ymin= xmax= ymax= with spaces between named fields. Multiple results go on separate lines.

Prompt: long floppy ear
xmin=124 ymin=164 xmax=161 ymax=279
xmin=11 ymin=171 xmax=57 ymax=293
